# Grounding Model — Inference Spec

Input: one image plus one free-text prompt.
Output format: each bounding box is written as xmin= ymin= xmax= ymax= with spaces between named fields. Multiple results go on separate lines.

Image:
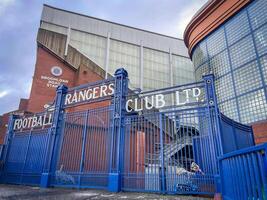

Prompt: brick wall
xmin=0 ymin=113 xmax=9 ymax=144
xmin=0 ymin=45 xmax=110 ymax=144
xmin=252 ymin=120 xmax=267 ymax=144
xmin=18 ymin=98 xmax=29 ymax=110
xmin=27 ymin=47 xmax=76 ymax=112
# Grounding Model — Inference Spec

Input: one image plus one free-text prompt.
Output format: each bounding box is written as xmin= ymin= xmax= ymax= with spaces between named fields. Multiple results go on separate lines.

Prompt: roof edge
xmin=183 ymin=0 xmax=251 ymax=57
xmin=43 ymin=4 xmax=184 ymax=41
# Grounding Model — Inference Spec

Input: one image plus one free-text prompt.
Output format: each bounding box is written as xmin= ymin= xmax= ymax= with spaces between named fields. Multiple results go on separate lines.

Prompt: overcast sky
xmin=0 ymin=0 xmax=207 ymax=115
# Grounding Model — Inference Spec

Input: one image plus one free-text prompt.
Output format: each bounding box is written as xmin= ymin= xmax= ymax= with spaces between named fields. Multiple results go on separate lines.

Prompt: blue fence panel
xmin=122 ymin=108 xmax=217 ymax=195
xmin=219 ymin=143 xmax=267 ymax=200
xmin=51 ymin=106 xmax=112 ymax=189
xmin=219 ymin=113 xmax=254 ymax=154
xmin=2 ymin=128 xmax=51 ymax=185
xmin=1 ymin=69 xmax=264 ymax=197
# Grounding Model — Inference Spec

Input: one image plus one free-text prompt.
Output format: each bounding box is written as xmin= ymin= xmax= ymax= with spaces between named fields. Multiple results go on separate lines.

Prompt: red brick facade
xmin=27 ymin=47 xmax=76 ymax=112
xmin=0 ymin=46 xmax=110 ymax=144
xmin=252 ymin=120 xmax=267 ymax=144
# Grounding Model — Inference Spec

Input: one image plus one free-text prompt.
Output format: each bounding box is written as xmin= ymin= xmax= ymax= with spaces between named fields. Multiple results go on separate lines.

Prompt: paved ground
xmin=0 ymin=184 xmax=212 ymax=200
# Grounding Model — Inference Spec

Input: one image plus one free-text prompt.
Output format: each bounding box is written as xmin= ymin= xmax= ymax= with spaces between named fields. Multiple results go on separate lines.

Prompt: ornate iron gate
xmin=120 ymin=76 xmax=222 ymax=195
xmin=50 ymin=106 xmax=113 ymax=188
xmin=0 ymin=112 xmax=53 ymax=185
xmin=0 ymin=68 xmax=255 ymax=196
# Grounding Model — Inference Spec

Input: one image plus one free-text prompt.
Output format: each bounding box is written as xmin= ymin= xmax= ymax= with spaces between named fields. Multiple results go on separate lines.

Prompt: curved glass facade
xmin=192 ymin=0 xmax=267 ymax=124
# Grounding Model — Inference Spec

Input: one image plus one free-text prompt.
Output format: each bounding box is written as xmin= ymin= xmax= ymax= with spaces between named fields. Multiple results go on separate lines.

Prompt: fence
xmin=50 ymin=106 xmax=113 ymax=189
xmin=219 ymin=143 xmax=267 ymax=200
xmin=122 ymin=108 xmax=217 ymax=194
xmin=0 ymin=68 xmax=259 ymax=197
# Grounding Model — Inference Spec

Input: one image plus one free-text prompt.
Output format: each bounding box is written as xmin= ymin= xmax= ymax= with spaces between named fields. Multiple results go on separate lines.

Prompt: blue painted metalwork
xmin=0 ymin=115 xmax=16 ymax=169
xmin=63 ymin=77 xmax=115 ymax=108
xmin=219 ymin=143 xmax=267 ymax=200
xmin=50 ymin=106 xmax=113 ymax=189
xmin=0 ymin=68 xmax=261 ymax=197
xmin=41 ymin=85 xmax=68 ymax=187
xmin=108 ymin=68 xmax=128 ymax=192
xmin=219 ymin=113 xmax=255 ymax=154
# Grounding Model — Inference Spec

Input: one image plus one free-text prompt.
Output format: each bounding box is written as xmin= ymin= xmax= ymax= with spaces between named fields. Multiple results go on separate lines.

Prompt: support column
xmin=64 ymin=26 xmax=71 ymax=56
xmin=139 ymin=41 xmax=144 ymax=90
xmin=108 ymin=68 xmax=128 ymax=192
xmin=105 ymin=32 xmax=111 ymax=79
xmin=40 ymin=84 xmax=68 ymax=188
xmin=203 ymin=74 xmax=223 ymax=194
xmin=203 ymin=74 xmax=223 ymax=156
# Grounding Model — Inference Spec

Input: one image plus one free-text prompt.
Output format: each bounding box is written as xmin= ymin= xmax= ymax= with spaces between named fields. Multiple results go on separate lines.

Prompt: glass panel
xmin=219 ymin=99 xmax=239 ymax=122
xmin=254 ymin=23 xmax=267 ymax=56
xmin=172 ymin=55 xmax=195 ymax=85
xmin=260 ymin=55 xmax=267 ymax=85
xmin=207 ymin=27 xmax=226 ymax=57
xmin=209 ymin=50 xmax=230 ymax=77
xmin=70 ymin=30 xmax=106 ymax=68
xmin=143 ymin=48 xmax=169 ymax=91
xmin=238 ymin=89 xmax=267 ymax=124
xmin=233 ymin=61 xmax=262 ymax=96
xmin=229 ymin=35 xmax=256 ymax=69
xmin=192 ymin=41 xmax=208 ymax=68
xmin=215 ymin=74 xmax=235 ymax=102
xmin=109 ymin=39 xmax=140 ymax=88
xmin=247 ymin=0 xmax=267 ymax=30
xmin=195 ymin=63 xmax=209 ymax=81
xmin=225 ymin=11 xmax=250 ymax=46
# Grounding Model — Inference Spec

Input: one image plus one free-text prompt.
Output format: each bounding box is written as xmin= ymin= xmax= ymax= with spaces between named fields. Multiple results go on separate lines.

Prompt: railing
xmin=0 ymin=144 xmax=4 ymax=170
xmin=219 ymin=143 xmax=267 ymax=200
xmin=0 ymin=144 xmax=3 ymax=160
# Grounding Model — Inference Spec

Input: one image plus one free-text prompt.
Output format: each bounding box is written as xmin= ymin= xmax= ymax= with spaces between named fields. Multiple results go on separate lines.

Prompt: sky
xmin=0 ymin=0 xmax=207 ymax=115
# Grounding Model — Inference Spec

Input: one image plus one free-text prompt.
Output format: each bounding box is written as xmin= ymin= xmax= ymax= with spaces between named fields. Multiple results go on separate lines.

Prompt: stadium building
xmin=184 ymin=0 xmax=267 ymax=143
xmin=0 ymin=1 xmax=267 ymax=198
xmin=0 ymin=4 xmax=194 ymax=143
xmin=1 ymin=0 xmax=267 ymax=144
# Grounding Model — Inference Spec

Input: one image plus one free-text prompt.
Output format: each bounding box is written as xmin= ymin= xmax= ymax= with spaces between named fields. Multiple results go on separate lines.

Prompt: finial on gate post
xmin=108 ymin=68 xmax=128 ymax=192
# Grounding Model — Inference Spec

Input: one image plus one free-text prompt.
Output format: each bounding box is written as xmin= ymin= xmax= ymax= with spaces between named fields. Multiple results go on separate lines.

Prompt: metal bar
xmin=78 ymin=110 xmax=89 ymax=187
xmin=105 ymin=32 xmax=111 ymax=79
xmin=159 ymin=113 xmax=166 ymax=193
xmin=20 ymin=131 xmax=32 ymax=184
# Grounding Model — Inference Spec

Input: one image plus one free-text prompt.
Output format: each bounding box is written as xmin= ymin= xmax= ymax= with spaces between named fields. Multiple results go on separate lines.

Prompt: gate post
xmin=108 ymin=68 xmax=128 ymax=192
xmin=40 ymin=84 xmax=68 ymax=188
xmin=203 ymin=74 xmax=223 ymax=156
xmin=0 ymin=114 xmax=17 ymax=174
xmin=203 ymin=74 xmax=223 ymax=194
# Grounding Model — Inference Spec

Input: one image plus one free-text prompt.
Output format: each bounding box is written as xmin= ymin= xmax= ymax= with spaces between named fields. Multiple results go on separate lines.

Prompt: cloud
xmin=0 ymin=91 xmax=9 ymax=99
xmin=0 ymin=0 xmax=15 ymax=16
xmin=175 ymin=0 xmax=207 ymax=38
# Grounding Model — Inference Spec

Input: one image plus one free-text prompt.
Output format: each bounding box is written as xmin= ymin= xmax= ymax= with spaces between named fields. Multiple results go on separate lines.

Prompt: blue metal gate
xmin=50 ymin=106 xmax=113 ymax=188
xmin=0 ymin=68 xmax=256 ymax=196
xmin=120 ymin=75 xmax=222 ymax=195
xmin=0 ymin=112 xmax=53 ymax=185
